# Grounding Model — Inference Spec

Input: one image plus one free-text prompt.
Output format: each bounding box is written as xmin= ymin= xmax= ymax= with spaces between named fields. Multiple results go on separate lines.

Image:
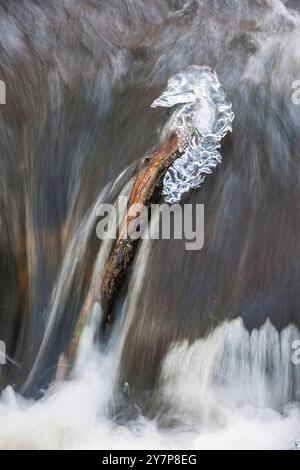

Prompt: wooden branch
xmin=101 ymin=133 xmax=181 ymax=327
xmin=57 ymin=133 xmax=182 ymax=376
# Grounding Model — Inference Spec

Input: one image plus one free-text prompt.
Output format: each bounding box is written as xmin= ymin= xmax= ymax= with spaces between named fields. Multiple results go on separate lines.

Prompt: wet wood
xmin=56 ymin=287 xmax=95 ymax=380
xmin=101 ymin=133 xmax=181 ymax=327
xmin=57 ymin=133 xmax=182 ymax=375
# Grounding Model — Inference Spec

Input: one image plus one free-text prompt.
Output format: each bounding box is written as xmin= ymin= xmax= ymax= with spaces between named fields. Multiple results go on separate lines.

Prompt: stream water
xmin=0 ymin=0 xmax=300 ymax=449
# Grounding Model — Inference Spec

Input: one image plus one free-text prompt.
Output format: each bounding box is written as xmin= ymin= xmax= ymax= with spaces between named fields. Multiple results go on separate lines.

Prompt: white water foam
xmin=0 ymin=317 xmax=299 ymax=449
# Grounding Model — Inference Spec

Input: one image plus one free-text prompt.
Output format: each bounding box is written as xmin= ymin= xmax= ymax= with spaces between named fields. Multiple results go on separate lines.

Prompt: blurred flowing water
xmin=0 ymin=0 xmax=300 ymax=449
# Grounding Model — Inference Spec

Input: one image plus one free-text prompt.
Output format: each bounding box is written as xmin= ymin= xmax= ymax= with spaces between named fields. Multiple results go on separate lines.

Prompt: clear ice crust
xmin=151 ymin=65 xmax=234 ymax=203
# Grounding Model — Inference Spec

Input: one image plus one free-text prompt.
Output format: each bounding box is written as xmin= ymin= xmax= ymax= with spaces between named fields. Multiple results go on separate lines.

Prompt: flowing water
xmin=0 ymin=0 xmax=300 ymax=449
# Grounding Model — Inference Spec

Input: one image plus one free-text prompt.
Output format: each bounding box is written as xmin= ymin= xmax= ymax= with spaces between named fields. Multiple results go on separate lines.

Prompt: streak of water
xmin=0 ymin=316 xmax=299 ymax=449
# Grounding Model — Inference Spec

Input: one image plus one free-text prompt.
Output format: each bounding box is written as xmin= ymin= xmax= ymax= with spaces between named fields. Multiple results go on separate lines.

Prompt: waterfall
xmin=0 ymin=315 xmax=299 ymax=449
xmin=0 ymin=0 xmax=300 ymax=450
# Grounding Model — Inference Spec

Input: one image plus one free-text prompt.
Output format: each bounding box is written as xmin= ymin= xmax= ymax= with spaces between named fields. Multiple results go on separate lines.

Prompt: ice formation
xmin=151 ymin=65 xmax=234 ymax=203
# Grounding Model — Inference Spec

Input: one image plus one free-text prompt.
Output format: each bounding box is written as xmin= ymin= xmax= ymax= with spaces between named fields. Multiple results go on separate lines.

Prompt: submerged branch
xmin=59 ymin=65 xmax=233 ymax=375
xmin=101 ymin=133 xmax=181 ymax=327
xmin=57 ymin=133 xmax=182 ymax=374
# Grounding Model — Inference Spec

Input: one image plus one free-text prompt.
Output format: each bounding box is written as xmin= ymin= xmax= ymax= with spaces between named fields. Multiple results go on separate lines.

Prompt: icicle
xmin=152 ymin=65 xmax=234 ymax=203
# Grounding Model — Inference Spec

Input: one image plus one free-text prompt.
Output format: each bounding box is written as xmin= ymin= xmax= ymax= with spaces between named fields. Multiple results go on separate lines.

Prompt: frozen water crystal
xmin=151 ymin=65 xmax=234 ymax=203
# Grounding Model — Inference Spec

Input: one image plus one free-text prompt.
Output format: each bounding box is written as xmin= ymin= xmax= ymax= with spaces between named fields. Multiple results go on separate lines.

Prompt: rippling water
xmin=0 ymin=316 xmax=299 ymax=450
xmin=1 ymin=0 xmax=300 ymax=449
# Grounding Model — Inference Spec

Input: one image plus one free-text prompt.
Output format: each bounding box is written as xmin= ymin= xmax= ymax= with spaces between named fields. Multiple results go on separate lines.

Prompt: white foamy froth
xmin=0 ymin=317 xmax=299 ymax=449
xmin=151 ymin=65 xmax=234 ymax=203
xmin=160 ymin=318 xmax=300 ymax=421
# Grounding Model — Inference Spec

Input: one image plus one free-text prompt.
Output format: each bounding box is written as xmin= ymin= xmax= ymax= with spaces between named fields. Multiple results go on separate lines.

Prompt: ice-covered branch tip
xmin=151 ymin=65 xmax=234 ymax=203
